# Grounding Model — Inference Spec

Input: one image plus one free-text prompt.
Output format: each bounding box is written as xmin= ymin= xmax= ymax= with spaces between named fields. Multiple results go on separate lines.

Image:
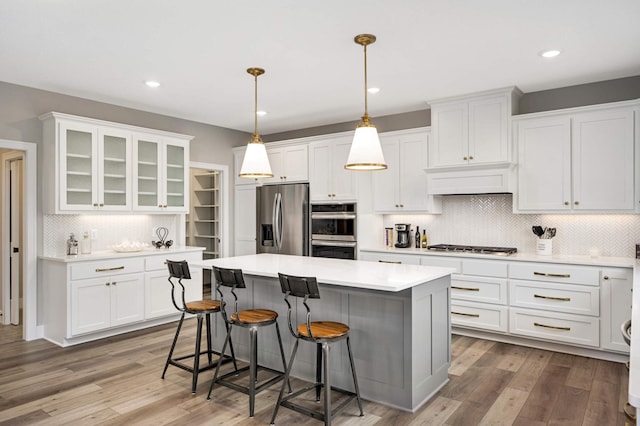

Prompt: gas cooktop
xmin=426 ymin=244 xmax=518 ymax=255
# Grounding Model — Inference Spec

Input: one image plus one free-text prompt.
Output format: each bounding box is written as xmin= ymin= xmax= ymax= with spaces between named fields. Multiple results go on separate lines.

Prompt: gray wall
xmin=264 ymin=75 xmax=640 ymax=142
xmin=0 ymin=81 xmax=250 ymax=168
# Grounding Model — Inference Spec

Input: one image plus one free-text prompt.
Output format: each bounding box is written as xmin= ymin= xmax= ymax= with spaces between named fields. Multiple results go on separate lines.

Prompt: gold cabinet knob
xmin=564 ymin=201 xmax=569 ymax=205
xmin=469 ymin=156 xmax=474 ymax=160
xmin=93 ymin=203 xmax=99 ymax=207
xmin=105 ymin=282 xmax=110 ymax=286
xmin=603 ymin=276 xmax=609 ymax=280
xmin=574 ymin=201 xmax=580 ymax=205
xmin=463 ymin=156 xmax=468 ymax=161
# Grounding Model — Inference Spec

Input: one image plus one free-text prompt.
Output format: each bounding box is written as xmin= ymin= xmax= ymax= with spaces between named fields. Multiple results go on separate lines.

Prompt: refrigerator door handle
xmin=272 ymin=192 xmax=282 ymax=250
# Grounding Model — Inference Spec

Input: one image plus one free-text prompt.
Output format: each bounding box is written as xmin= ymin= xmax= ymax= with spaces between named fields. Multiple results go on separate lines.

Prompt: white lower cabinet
xmin=71 ymin=273 xmax=144 ymax=335
xmin=42 ymin=248 xmax=203 ymax=346
xmin=361 ymin=250 xmax=632 ymax=357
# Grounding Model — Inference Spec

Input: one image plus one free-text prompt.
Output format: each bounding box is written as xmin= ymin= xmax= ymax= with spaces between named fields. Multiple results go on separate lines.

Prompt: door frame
xmin=0 ymin=139 xmax=37 ymax=340
xmin=3 ymin=152 xmax=23 ymax=325
xmin=190 ymin=161 xmax=229 ymax=258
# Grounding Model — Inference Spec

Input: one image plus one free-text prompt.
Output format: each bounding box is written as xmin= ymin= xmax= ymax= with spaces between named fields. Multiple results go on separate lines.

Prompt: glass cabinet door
xmin=99 ymin=130 xmax=131 ymax=210
xmin=164 ymin=142 xmax=186 ymax=209
xmin=135 ymin=137 xmax=161 ymax=209
xmin=59 ymin=122 xmax=97 ymax=210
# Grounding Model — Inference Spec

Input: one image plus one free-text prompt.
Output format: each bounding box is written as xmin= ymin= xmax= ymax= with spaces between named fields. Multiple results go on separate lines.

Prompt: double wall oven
xmin=310 ymin=203 xmax=357 ymax=260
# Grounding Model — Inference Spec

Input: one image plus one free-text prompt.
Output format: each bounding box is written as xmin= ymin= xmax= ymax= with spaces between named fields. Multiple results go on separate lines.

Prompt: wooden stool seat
xmin=232 ymin=309 xmax=278 ymax=324
xmin=297 ymin=321 xmax=349 ymax=339
xmin=185 ymin=299 xmax=221 ymax=312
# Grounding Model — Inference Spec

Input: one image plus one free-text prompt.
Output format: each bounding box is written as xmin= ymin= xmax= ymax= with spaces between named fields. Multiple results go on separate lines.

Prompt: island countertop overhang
xmin=191 ymin=253 xmax=454 ymax=292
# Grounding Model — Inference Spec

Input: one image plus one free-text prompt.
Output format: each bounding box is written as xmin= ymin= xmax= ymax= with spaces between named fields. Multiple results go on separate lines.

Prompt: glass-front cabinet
xmin=40 ymin=112 xmax=191 ymax=214
xmin=133 ymin=134 xmax=188 ymax=212
xmin=58 ymin=121 xmax=131 ymax=211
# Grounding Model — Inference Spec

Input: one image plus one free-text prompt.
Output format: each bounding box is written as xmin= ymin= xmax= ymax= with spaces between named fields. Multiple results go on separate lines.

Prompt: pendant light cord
xmin=254 ymin=73 xmax=259 ymax=137
xmin=363 ymin=43 xmax=368 ymax=118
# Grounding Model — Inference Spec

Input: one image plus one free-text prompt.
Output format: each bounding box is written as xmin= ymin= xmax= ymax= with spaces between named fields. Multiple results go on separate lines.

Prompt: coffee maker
xmin=394 ymin=224 xmax=411 ymax=248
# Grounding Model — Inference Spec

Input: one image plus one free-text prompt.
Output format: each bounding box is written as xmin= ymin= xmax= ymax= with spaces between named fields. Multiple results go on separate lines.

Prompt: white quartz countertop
xmin=628 ymin=260 xmax=640 ymax=407
xmin=191 ymin=253 xmax=454 ymax=292
xmin=40 ymin=246 xmax=205 ymax=263
xmin=360 ymin=246 xmax=636 ymax=268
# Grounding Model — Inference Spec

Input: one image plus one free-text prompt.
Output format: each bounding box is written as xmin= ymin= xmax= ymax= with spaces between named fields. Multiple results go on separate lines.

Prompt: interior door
xmin=9 ymin=158 xmax=23 ymax=325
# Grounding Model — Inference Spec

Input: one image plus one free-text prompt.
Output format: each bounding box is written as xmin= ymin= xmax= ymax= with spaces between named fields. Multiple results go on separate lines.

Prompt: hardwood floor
xmin=0 ymin=320 xmax=634 ymax=425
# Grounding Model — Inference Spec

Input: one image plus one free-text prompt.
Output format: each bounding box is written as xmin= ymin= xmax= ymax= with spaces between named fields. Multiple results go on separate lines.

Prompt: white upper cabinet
xmin=428 ymin=87 xmax=521 ymax=169
xmin=309 ymin=135 xmax=358 ymax=202
xmin=372 ymin=128 xmax=442 ymax=213
xmin=263 ymin=144 xmax=309 ymax=184
xmin=133 ymin=134 xmax=189 ymax=213
xmin=40 ymin=112 xmax=191 ymax=214
xmin=515 ymin=102 xmax=636 ymax=213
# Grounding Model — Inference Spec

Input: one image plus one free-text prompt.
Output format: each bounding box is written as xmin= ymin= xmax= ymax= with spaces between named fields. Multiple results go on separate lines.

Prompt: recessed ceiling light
xmin=256 ymin=110 xmax=267 ymax=116
xmin=145 ymin=80 xmax=161 ymax=88
xmin=539 ymin=49 xmax=561 ymax=58
xmin=368 ymin=87 xmax=380 ymax=94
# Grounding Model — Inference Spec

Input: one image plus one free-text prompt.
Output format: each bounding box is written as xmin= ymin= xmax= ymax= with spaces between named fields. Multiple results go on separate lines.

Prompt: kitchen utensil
xmin=545 ymin=228 xmax=556 ymax=239
xmin=532 ymin=226 xmax=545 ymax=237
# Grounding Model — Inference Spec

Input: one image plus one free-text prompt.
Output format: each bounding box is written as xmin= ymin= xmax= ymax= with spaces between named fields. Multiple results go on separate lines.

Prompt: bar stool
xmin=622 ymin=320 xmax=636 ymax=424
xmin=161 ymin=260 xmax=237 ymax=394
xmin=208 ymin=266 xmax=290 ymax=418
xmin=270 ymin=273 xmax=363 ymax=426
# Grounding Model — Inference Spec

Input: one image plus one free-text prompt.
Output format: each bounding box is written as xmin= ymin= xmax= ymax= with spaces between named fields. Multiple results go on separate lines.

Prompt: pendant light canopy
xmin=239 ymin=67 xmax=273 ymax=179
xmin=345 ymin=34 xmax=387 ymax=171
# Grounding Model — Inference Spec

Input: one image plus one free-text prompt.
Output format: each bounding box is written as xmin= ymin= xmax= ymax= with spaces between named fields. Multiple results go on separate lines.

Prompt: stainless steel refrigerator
xmin=256 ymin=183 xmax=310 ymax=256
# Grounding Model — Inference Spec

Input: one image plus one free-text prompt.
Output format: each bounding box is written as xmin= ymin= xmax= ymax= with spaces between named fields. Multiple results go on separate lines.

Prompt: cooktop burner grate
xmin=426 ymin=244 xmax=518 ymax=255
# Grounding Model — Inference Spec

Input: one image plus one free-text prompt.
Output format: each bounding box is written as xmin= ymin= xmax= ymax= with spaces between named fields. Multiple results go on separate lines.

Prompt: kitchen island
xmin=191 ymin=253 xmax=453 ymax=412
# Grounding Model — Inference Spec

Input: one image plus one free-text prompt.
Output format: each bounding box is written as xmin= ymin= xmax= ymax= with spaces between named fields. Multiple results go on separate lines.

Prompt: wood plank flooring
xmin=0 ymin=320 xmax=634 ymax=425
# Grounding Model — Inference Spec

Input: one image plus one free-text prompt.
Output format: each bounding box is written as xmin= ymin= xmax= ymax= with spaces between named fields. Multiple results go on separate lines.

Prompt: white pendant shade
xmin=239 ymin=139 xmax=273 ymax=178
xmin=345 ymin=125 xmax=387 ymax=171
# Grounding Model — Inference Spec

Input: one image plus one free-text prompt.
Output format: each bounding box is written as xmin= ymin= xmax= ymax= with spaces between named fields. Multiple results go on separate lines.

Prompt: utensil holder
xmin=536 ymin=239 xmax=552 ymax=255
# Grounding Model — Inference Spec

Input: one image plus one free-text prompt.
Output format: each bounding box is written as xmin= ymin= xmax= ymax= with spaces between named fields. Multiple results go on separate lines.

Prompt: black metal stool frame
xmin=161 ymin=260 xmax=237 ymax=394
xmin=208 ymin=267 xmax=291 ymax=418
xmin=270 ymin=273 xmax=363 ymax=426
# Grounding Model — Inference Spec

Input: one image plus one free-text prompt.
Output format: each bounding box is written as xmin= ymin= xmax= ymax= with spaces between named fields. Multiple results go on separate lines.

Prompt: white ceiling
xmin=1 ymin=1 xmax=639 ymax=135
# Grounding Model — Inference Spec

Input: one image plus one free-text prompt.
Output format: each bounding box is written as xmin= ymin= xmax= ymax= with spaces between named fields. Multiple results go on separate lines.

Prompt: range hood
xmin=424 ymin=162 xmax=514 ymax=195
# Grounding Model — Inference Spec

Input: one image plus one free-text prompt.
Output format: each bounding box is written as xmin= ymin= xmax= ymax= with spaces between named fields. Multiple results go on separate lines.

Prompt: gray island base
xmin=192 ymin=253 xmax=453 ymax=412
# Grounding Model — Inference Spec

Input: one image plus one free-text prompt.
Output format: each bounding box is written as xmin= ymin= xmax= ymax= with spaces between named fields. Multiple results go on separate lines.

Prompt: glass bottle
xmin=421 ymin=230 xmax=427 ymax=248
xmin=81 ymin=231 xmax=92 ymax=254
xmin=415 ymin=226 xmax=420 ymax=248
xmin=67 ymin=233 xmax=79 ymax=255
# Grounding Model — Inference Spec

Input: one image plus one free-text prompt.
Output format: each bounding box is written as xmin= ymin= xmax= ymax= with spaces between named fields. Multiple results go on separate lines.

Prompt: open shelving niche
xmin=187 ymin=167 xmax=221 ymax=290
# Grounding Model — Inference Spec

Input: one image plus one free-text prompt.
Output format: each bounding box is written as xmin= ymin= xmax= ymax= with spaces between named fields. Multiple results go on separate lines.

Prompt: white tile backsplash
xmin=383 ymin=194 xmax=640 ymax=257
xmin=44 ymin=214 xmax=180 ymax=256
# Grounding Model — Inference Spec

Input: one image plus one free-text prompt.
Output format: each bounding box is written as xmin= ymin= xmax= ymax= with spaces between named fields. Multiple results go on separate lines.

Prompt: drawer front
xmin=509 ymin=280 xmax=599 ymax=316
xmin=359 ymin=252 xmax=420 ymax=265
xmin=451 ymin=301 xmax=508 ymax=332
xmin=451 ymin=275 xmax=507 ymax=305
xmin=71 ymin=258 xmax=145 ymax=280
xmin=462 ymin=259 xmax=508 ymax=278
xmin=509 ymin=307 xmax=599 ymax=347
xmin=420 ymin=256 xmax=462 ymax=273
xmin=509 ymin=262 xmax=599 ymax=286
xmin=145 ymin=251 xmax=203 ymax=271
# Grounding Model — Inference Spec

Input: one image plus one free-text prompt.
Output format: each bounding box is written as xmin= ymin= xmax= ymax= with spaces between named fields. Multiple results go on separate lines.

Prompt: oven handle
xmin=311 ymin=240 xmax=357 ymax=248
xmin=311 ymin=213 xmax=357 ymax=220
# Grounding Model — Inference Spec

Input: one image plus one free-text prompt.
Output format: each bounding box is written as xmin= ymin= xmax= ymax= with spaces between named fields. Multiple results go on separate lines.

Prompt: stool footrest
xmin=215 ymin=365 xmax=286 ymax=395
xmin=168 ymin=352 xmax=234 ymax=374
xmin=278 ymin=383 xmax=360 ymax=422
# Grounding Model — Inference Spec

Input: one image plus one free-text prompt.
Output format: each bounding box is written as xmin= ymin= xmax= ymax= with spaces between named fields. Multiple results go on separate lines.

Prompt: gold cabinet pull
xmin=452 ymin=286 xmax=480 ymax=291
xmin=451 ymin=311 xmax=480 ymax=318
xmin=378 ymin=260 xmax=401 ymax=264
xmin=533 ymin=272 xmax=570 ymax=278
xmin=96 ymin=266 xmax=125 ymax=272
xmin=534 ymin=294 xmax=570 ymax=302
xmin=534 ymin=322 xmax=570 ymax=331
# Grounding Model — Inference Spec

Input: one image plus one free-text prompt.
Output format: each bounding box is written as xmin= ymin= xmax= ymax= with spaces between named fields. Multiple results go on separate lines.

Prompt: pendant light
xmin=239 ymin=67 xmax=273 ymax=179
xmin=345 ymin=34 xmax=387 ymax=171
